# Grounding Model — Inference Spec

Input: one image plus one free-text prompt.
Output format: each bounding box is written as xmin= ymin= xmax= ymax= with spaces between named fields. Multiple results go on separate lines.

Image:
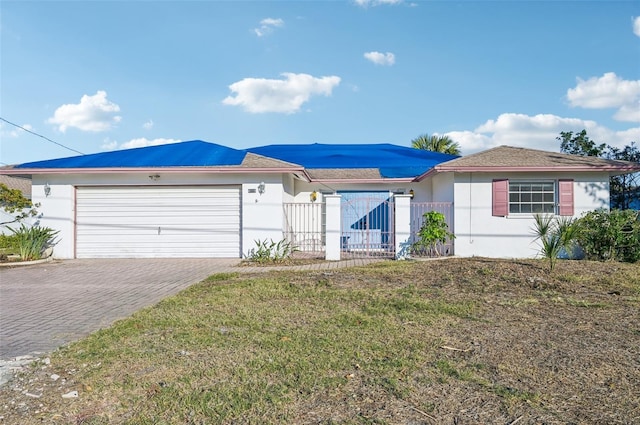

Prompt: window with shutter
xmin=492 ymin=178 xmax=571 ymax=217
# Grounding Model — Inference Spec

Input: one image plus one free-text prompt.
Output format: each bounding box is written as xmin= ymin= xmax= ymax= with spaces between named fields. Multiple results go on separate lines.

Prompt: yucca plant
xmin=532 ymin=214 xmax=576 ymax=272
xmin=7 ymin=224 xmax=59 ymax=261
xmin=556 ymin=216 xmax=578 ymax=258
xmin=246 ymin=238 xmax=298 ymax=264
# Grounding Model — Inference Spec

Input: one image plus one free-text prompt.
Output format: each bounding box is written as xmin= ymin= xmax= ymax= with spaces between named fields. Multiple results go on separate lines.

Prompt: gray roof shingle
xmin=436 ymin=146 xmax=640 ymax=171
xmin=0 ymin=175 xmax=32 ymax=199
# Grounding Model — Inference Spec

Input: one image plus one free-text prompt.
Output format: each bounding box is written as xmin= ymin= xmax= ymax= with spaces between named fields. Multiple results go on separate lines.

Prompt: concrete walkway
xmin=0 ymin=257 xmax=383 ymax=360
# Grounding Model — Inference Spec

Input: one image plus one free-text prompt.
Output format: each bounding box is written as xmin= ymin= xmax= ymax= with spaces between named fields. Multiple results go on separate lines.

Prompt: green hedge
xmin=573 ymin=209 xmax=640 ymax=263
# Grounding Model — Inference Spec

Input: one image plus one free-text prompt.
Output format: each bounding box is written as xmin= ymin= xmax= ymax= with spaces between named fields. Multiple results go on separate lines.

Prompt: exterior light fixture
xmin=409 ymin=189 xmax=415 ymax=199
xmin=44 ymin=183 xmax=51 ymax=197
xmin=149 ymin=174 xmax=160 ymax=181
xmin=258 ymin=182 xmax=266 ymax=195
xmin=310 ymin=190 xmax=318 ymax=203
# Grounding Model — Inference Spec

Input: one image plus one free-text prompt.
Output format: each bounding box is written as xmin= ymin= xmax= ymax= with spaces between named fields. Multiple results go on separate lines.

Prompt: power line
xmin=0 ymin=116 xmax=85 ymax=156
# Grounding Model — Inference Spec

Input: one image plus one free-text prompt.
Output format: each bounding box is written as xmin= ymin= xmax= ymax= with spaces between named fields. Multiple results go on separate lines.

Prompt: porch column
xmin=324 ymin=194 xmax=342 ymax=261
xmin=394 ymin=194 xmax=412 ymax=259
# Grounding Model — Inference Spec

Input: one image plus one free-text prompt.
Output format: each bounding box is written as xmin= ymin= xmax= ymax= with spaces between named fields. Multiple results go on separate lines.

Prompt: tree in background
xmin=607 ymin=143 xmax=640 ymax=210
xmin=0 ymin=183 xmax=39 ymax=225
xmin=558 ymin=130 xmax=639 ymax=210
xmin=411 ymin=134 xmax=461 ymax=156
xmin=557 ymin=130 xmax=607 ymax=157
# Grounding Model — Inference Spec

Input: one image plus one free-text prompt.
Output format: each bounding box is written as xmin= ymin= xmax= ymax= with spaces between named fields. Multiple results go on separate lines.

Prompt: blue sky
xmin=1 ymin=0 xmax=639 ymax=165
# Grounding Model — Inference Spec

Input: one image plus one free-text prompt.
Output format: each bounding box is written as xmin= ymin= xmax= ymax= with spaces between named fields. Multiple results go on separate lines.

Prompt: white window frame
xmin=508 ymin=180 xmax=557 ymax=215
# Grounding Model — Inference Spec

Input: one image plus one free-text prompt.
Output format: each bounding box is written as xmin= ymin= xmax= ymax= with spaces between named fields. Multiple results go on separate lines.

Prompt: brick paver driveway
xmin=0 ymin=258 xmax=239 ymax=359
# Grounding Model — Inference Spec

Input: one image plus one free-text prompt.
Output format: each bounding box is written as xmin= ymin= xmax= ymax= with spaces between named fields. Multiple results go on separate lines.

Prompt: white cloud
xmin=615 ymin=126 xmax=640 ymax=146
xmin=222 ymin=72 xmax=341 ymax=114
xmin=364 ymin=51 xmax=395 ymax=66
xmin=443 ymin=130 xmax=493 ymax=153
xmin=0 ymin=122 xmax=33 ymax=138
xmin=354 ymin=0 xmax=402 ymax=7
xmin=101 ymin=137 xmax=181 ymax=151
xmin=614 ymin=104 xmax=640 ymax=122
xmin=261 ymin=18 xmax=284 ymax=27
xmin=444 ymin=113 xmax=639 ymax=155
xmin=633 ymin=16 xmax=640 ymax=37
xmin=566 ymin=72 xmax=640 ymax=122
xmin=100 ymin=139 xmax=118 ymax=151
xmin=143 ymin=119 xmax=154 ymax=130
xmin=47 ymin=91 xmax=122 ymax=132
xmin=254 ymin=17 xmax=284 ymax=37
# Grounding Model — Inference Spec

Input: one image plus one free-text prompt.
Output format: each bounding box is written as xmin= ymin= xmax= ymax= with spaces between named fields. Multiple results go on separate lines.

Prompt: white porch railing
xmin=283 ymin=202 xmax=325 ymax=258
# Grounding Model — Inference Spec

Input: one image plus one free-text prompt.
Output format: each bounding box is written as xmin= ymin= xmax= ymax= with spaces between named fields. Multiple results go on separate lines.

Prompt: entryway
xmin=339 ymin=192 xmax=395 ymax=258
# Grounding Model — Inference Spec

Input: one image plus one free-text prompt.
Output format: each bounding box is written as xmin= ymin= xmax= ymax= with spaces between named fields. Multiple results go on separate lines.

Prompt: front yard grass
xmin=1 ymin=258 xmax=639 ymax=424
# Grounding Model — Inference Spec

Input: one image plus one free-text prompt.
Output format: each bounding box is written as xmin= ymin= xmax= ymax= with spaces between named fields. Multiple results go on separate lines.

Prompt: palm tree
xmin=411 ymin=133 xmax=461 ymax=155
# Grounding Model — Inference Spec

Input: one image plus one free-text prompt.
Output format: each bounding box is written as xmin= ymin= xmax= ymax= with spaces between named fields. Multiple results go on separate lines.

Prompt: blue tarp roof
xmin=16 ymin=140 xmax=458 ymax=179
xmin=16 ymin=140 xmax=247 ymax=169
xmin=248 ymin=143 xmax=458 ymax=178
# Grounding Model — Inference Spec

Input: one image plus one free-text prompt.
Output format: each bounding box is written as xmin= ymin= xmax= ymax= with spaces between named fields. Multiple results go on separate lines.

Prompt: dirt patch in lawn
xmin=288 ymin=259 xmax=640 ymax=424
xmin=1 ymin=258 xmax=638 ymax=424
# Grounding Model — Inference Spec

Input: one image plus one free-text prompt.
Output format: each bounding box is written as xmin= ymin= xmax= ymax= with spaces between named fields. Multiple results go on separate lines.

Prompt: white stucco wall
xmin=241 ymin=176 xmax=287 ymax=258
xmin=31 ymin=179 xmax=75 ymax=258
xmin=282 ymin=174 xmax=295 ymax=203
xmin=431 ymin=173 xmax=454 ymax=204
xmin=452 ymin=172 xmax=610 ymax=259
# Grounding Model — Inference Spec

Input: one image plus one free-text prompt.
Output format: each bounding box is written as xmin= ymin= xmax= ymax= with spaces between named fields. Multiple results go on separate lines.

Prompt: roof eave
xmin=296 ymin=170 xmax=313 ymax=183
xmin=414 ymin=169 xmax=438 ymax=182
xmin=0 ymin=166 xmax=307 ymax=175
xmin=432 ymin=165 xmax=640 ymax=173
xmin=309 ymin=177 xmax=415 ymax=184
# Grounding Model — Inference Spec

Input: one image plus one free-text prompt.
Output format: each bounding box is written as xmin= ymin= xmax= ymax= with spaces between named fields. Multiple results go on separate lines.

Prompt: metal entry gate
xmin=340 ymin=193 xmax=395 ymax=258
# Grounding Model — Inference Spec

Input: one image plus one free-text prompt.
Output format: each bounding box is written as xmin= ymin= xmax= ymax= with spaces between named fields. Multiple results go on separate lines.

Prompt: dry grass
xmin=1 ymin=258 xmax=639 ymax=424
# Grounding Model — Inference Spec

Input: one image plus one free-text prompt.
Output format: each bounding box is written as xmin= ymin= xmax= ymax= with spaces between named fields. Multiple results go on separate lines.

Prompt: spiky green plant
xmin=7 ymin=224 xmax=59 ymax=261
xmin=556 ymin=216 xmax=577 ymax=258
xmin=246 ymin=238 xmax=298 ymax=264
xmin=410 ymin=134 xmax=461 ymax=155
xmin=532 ymin=214 xmax=576 ymax=272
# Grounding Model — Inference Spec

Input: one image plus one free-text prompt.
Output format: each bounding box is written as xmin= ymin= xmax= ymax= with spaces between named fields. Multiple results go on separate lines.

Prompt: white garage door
xmin=76 ymin=186 xmax=241 ymax=258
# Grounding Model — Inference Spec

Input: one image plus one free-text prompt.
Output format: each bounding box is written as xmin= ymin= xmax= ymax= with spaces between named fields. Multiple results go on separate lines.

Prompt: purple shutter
xmin=492 ymin=179 xmax=508 ymax=216
xmin=558 ymin=179 xmax=574 ymax=216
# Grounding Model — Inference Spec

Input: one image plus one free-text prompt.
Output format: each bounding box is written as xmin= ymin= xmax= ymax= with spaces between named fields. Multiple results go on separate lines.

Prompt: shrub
xmin=412 ymin=211 xmax=455 ymax=256
xmin=0 ymin=233 xmax=20 ymax=253
xmin=531 ymin=214 xmax=577 ymax=272
xmin=246 ymin=238 xmax=298 ymax=264
xmin=7 ymin=224 xmax=59 ymax=261
xmin=573 ymin=209 xmax=639 ymax=262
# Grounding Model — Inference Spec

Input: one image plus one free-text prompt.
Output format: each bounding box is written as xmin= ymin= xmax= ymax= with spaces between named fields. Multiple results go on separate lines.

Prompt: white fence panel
xmin=410 ymin=202 xmax=454 ymax=256
xmin=283 ymin=202 xmax=325 ymax=257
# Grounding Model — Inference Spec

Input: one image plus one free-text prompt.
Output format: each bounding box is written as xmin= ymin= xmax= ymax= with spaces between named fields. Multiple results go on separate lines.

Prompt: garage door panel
xmin=78 ymin=213 xmax=240 ymax=223
xmin=78 ymin=229 xmax=240 ymax=238
xmin=76 ymin=186 xmax=241 ymax=258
